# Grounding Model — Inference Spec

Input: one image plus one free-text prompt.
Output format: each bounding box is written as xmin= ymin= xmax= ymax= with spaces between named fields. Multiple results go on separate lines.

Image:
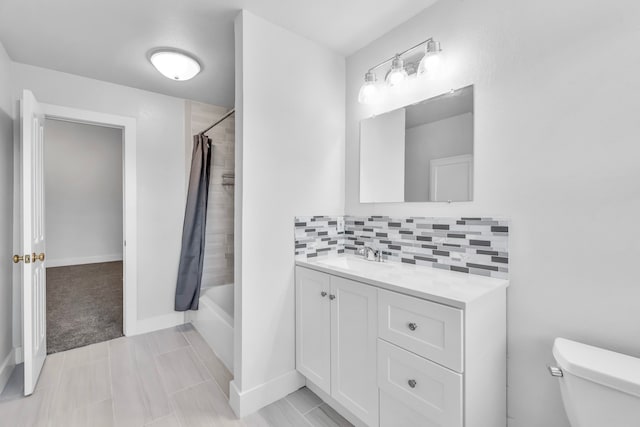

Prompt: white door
xmin=330 ymin=276 xmax=378 ymax=427
xmin=20 ymin=90 xmax=47 ymax=396
xmin=295 ymin=267 xmax=331 ymax=394
xmin=430 ymin=154 xmax=473 ymax=202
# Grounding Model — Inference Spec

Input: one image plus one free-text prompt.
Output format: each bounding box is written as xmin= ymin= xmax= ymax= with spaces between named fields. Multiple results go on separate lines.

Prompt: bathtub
xmin=189 ymin=283 xmax=234 ymax=372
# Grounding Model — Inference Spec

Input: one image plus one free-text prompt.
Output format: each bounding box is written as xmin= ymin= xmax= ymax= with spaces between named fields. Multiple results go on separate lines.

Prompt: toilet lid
xmin=553 ymin=338 xmax=640 ymax=398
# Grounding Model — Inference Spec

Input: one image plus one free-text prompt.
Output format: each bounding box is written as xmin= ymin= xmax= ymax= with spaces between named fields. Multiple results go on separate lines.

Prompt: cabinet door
xmin=330 ymin=276 xmax=378 ymax=427
xmin=296 ymin=267 xmax=331 ymax=394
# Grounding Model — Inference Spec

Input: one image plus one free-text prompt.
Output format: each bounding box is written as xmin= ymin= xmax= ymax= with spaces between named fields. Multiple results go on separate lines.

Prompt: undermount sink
xmin=315 ymin=255 xmax=392 ymax=271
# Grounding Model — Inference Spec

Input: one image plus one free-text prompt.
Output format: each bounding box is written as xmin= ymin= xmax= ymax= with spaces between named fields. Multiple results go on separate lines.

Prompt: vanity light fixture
xmin=358 ymin=37 xmax=442 ymax=104
xmin=149 ymin=49 xmax=201 ymax=81
xmin=358 ymin=71 xmax=378 ymax=104
xmin=385 ymin=55 xmax=408 ymax=87
xmin=417 ymin=39 xmax=442 ymax=77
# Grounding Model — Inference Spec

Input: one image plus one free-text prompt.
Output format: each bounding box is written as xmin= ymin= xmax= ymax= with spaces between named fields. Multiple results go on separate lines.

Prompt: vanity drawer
xmin=378 ymin=339 xmax=462 ymax=427
xmin=378 ymin=289 xmax=463 ymax=372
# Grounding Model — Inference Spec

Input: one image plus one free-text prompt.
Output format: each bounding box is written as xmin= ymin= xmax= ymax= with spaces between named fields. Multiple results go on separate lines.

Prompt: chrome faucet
xmin=357 ymin=246 xmax=383 ymax=262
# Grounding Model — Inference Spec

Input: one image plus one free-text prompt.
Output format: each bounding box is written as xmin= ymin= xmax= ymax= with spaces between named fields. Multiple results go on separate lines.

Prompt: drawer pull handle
xmin=408 ymin=322 xmax=418 ymax=331
xmin=408 ymin=379 xmax=417 ymax=388
xmin=329 ymin=294 xmax=336 ymax=300
xmin=321 ymin=291 xmax=327 ymax=297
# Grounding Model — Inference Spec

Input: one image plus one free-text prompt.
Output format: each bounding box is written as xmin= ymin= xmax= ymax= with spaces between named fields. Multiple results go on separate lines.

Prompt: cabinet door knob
xmin=320 ymin=291 xmax=327 ymax=297
xmin=408 ymin=379 xmax=417 ymax=388
xmin=408 ymin=322 xmax=418 ymax=331
xmin=329 ymin=294 xmax=336 ymax=300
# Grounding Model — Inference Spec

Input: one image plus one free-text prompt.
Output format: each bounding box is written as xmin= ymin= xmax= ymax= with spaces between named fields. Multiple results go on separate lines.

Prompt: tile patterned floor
xmin=0 ymin=324 xmax=352 ymax=427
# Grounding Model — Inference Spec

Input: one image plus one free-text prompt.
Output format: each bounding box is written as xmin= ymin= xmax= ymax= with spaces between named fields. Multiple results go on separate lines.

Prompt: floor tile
xmin=0 ymin=363 xmax=24 ymax=401
xmin=286 ymin=386 xmax=323 ymax=414
xmin=144 ymin=413 xmax=181 ymax=427
xmin=0 ymin=385 xmax=57 ymax=427
xmin=171 ymin=380 xmax=243 ymax=427
xmin=156 ymin=346 xmax=211 ymax=394
xmin=244 ymin=399 xmax=312 ymax=427
xmin=182 ymin=325 xmax=233 ymax=397
xmin=0 ymin=324 xmax=348 ymax=427
xmin=63 ymin=341 xmax=109 ymax=367
xmin=306 ymin=403 xmax=354 ymax=427
xmin=36 ymin=351 xmax=65 ymax=391
xmin=50 ymin=398 xmax=114 ymax=427
xmin=144 ymin=326 xmax=190 ymax=356
xmin=109 ymin=336 xmax=172 ymax=425
xmin=51 ymin=358 xmax=111 ymax=416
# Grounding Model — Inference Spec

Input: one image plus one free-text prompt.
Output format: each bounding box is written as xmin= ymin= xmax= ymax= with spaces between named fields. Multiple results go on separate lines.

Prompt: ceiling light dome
xmin=150 ymin=49 xmax=201 ymax=81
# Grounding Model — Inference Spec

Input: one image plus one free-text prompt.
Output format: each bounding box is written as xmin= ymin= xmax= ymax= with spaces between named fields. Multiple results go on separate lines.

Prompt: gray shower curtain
xmin=174 ymin=134 xmax=212 ymax=311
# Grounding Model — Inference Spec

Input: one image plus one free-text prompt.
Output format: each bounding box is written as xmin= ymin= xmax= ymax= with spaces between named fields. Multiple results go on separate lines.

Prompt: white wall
xmin=233 ymin=9 xmax=345 ymax=413
xmin=11 ymin=63 xmax=187 ymax=337
xmin=405 ymin=112 xmax=473 ymax=202
xmin=0 ymin=40 xmax=15 ymax=391
xmin=44 ymin=119 xmax=123 ymax=267
xmin=345 ymin=1 xmax=640 ymax=426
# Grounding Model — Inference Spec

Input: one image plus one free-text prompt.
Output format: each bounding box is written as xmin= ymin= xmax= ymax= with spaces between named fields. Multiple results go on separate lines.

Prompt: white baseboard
xmin=14 ymin=346 xmax=23 ymax=364
xmin=0 ymin=349 xmax=16 ymax=393
xmin=230 ymin=370 xmax=305 ymax=418
xmin=129 ymin=311 xmax=186 ymax=336
xmin=46 ymin=254 xmax=123 ymax=268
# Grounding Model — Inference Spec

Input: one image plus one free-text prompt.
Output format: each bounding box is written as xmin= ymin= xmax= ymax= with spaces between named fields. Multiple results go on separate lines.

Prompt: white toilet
xmin=551 ymin=337 xmax=640 ymax=427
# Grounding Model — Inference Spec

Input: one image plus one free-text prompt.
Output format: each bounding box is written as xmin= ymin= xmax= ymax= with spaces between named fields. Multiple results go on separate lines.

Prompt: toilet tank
xmin=552 ymin=338 xmax=640 ymax=427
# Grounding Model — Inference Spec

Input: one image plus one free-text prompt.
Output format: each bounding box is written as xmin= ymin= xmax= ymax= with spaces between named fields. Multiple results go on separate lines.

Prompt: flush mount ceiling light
xmin=149 ymin=49 xmax=201 ymax=81
xmin=358 ymin=37 xmax=443 ymax=104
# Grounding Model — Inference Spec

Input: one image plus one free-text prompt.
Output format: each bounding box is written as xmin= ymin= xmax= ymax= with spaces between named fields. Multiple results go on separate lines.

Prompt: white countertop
xmin=295 ymin=255 xmax=509 ymax=309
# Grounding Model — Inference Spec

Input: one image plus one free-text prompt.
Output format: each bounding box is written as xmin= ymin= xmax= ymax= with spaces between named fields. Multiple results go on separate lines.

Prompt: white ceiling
xmin=0 ymin=0 xmax=438 ymax=107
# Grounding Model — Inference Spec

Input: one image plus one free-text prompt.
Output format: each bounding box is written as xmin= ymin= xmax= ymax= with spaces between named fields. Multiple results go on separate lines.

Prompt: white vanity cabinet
xmin=296 ymin=259 xmax=508 ymax=427
xmin=295 ymin=267 xmax=379 ymax=427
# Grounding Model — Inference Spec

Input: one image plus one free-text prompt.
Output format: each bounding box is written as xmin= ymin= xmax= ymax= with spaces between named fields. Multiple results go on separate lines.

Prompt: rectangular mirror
xmin=359 ymin=85 xmax=474 ymax=203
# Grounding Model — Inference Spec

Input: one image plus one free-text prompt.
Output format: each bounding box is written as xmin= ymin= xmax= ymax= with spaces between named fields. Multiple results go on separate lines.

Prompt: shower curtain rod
xmin=199 ymin=108 xmax=235 ymax=135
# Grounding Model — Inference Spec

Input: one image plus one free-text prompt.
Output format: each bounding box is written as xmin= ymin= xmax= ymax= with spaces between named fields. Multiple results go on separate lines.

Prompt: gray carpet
xmin=46 ymin=261 xmax=123 ymax=354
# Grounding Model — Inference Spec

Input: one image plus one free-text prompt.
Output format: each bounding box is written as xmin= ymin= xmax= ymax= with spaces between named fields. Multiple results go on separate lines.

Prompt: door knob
xmin=320 ymin=291 xmax=327 ymax=297
xmin=408 ymin=379 xmax=417 ymax=388
xmin=13 ymin=254 xmax=31 ymax=264
xmin=408 ymin=322 xmax=418 ymax=331
xmin=32 ymin=253 xmax=45 ymax=262
xmin=329 ymin=294 xmax=336 ymax=300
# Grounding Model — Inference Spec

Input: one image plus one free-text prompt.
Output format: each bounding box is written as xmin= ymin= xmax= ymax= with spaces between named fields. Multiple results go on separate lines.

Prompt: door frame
xmin=40 ymin=103 xmax=138 ymax=336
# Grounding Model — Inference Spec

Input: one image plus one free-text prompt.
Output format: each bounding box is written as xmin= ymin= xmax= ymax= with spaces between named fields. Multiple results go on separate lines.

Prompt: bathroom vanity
xmin=295 ymin=255 xmax=508 ymax=427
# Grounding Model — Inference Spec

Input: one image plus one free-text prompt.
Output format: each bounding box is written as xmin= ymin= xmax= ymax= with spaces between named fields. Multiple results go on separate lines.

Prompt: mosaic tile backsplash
xmin=295 ymin=215 xmax=509 ymax=279
xmin=294 ymin=216 xmax=345 ymax=258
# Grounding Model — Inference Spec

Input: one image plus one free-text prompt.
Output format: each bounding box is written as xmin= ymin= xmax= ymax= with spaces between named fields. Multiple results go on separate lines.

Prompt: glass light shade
xmin=418 ymin=40 xmax=442 ymax=79
xmin=418 ymin=53 xmax=440 ymax=77
xmin=385 ymin=55 xmax=408 ymax=87
xmin=358 ymin=82 xmax=378 ymax=104
xmin=358 ymin=71 xmax=378 ymax=104
xmin=150 ymin=50 xmax=201 ymax=81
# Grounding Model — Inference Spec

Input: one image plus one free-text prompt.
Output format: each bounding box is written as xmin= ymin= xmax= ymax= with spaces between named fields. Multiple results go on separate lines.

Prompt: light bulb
xmin=358 ymin=71 xmax=378 ymax=104
xmin=417 ymin=40 xmax=442 ymax=79
xmin=385 ymin=55 xmax=408 ymax=87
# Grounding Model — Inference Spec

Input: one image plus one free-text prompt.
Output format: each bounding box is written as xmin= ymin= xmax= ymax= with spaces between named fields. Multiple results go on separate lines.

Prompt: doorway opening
xmin=44 ymin=119 xmax=123 ymax=354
